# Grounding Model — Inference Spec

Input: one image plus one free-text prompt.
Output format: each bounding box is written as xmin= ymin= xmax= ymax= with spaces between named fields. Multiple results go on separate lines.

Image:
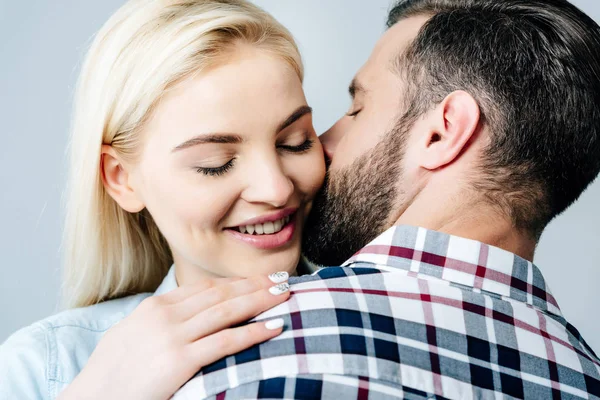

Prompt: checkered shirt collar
xmin=342 ymin=225 xmax=561 ymax=316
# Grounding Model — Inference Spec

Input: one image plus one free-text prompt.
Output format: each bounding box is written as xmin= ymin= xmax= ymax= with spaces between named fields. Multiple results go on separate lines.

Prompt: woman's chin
xmin=241 ymin=248 xmax=301 ymax=277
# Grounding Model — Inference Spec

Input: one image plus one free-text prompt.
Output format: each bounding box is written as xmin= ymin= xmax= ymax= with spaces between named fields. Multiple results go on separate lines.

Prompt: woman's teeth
xmin=238 ymin=216 xmax=290 ymax=235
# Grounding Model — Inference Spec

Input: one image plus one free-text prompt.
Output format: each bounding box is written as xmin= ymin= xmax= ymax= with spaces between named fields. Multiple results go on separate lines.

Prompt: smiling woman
xmin=0 ymin=0 xmax=325 ymax=398
xmin=70 ymin=2 xmax=325 ymax=309
xmin=100 ymin=46 xmax=324 ymax=289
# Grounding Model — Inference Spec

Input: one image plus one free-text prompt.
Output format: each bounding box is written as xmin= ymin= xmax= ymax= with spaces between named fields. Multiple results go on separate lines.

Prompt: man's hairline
xmin=385 ymin=12 xmax=436 ymax=78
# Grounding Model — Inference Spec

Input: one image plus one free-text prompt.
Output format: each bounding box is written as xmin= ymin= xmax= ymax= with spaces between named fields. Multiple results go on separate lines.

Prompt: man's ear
xmin=418 ymin=91 xmax=480 ymax=170
xmin=100 ymin=145 xmax=145 ymax=213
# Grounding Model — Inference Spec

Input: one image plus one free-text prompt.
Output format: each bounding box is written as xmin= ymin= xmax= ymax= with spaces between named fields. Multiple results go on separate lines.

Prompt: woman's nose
xmin=242 ymin=162 xmax=294 ymax=208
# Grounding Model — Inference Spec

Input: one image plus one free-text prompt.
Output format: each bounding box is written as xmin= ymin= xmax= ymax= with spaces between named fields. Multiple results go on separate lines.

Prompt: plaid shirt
xmin=173 ymin=226 xmax=600 ymax=399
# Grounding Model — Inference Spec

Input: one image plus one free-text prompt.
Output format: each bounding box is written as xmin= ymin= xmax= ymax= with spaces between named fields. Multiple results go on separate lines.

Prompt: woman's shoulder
xmin=0 ymin=292 xmax=152 ymax=399
xmin=45 ymin=291 xmax=153 ymax=332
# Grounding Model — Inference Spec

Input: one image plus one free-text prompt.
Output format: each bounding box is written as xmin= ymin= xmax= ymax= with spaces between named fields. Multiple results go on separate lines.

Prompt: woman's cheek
xmin=188 ymin=179 xmax=241 ymax=227
xmin=158 ymin=177 xmax=234 ymax=235
xmin=292 ymin=149 xmax=326 ymax=200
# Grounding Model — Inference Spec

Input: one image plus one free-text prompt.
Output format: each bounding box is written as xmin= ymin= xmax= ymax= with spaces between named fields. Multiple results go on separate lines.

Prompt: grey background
xmin=0 ymin=0 xmax=598 ymax=352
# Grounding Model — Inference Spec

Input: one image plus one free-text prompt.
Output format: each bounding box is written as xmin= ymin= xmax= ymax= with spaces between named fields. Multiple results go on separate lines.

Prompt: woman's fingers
xmin=183 ymin=281 xmax=291 ymax=341
xmin=176 ymin=272 xmax=290 ymax=321
xmin=185 ymin=319 xmax=285 ymax=371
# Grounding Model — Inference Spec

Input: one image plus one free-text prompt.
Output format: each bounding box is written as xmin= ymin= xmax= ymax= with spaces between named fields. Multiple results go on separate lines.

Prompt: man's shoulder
xmin=289 ymin=264 xmax=385 ymax=284
xmin=176 ymin=262 xmax=600 ymax=399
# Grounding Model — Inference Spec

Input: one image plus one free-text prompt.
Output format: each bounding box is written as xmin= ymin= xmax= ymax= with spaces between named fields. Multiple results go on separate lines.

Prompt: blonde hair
xmin=63 ymin=0 xmax=303 ymax=308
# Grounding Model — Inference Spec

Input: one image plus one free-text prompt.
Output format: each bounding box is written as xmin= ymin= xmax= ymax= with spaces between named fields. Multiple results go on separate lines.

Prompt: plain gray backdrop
xmin=0 ymin=1 xmax=598 ymax=353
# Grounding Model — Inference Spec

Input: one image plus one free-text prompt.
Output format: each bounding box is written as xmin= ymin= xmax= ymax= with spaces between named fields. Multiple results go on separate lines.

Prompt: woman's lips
xmin=229 ymin=207 xmax=297 ymax=227
xmin=225 ymin=213 xmax=297 ymax=250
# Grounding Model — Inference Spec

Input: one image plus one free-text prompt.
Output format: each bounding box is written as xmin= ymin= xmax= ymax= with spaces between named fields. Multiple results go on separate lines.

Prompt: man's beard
xmin=302 ymin=121 xmax=409 ymax=266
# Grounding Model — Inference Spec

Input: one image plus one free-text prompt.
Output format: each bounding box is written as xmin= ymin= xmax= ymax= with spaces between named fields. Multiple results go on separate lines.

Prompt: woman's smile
xmin=224 ymin=207 xmax=299 ymax=250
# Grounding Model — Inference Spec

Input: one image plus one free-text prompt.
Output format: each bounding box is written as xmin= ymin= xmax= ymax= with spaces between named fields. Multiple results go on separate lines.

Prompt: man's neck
xmin=394 ymin=194 xmax=537 ymax=262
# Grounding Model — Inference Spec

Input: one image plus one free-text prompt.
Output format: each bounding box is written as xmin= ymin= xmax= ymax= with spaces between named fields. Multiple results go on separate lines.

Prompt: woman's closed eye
xmin=278 ymin=138 xmax=314 ymax=153
xmin=196 ymin=158 xmax=235 ymax=176
xmin=194 ymin=136 xmax=314 ymax=177
xmin=278 ymin=129 xmax=315 ymax=154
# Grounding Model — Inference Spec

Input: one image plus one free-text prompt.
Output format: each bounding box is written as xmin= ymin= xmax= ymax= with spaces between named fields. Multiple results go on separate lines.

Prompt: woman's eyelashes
xmin=196 ymin=158 xmax=235 ymax=176
xmin=277 ymin=138 xmax=314 ymax=153
xmin=194 ymin=138 xmax=314 ymax=177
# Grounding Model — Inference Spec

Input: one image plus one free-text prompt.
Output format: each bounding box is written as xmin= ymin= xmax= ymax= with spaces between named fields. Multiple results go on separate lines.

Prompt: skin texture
xmin=102 ymin=46 xmax=326 ymax=285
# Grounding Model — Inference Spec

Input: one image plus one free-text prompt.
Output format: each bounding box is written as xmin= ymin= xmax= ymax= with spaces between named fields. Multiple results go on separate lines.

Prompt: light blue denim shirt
xmin=0 ymin=268 xmax=178 ymax=400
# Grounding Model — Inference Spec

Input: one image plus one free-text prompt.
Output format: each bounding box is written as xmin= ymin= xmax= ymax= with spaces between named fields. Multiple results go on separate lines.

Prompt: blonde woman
xmin=0 ymin=0 xmax=326 ymax=398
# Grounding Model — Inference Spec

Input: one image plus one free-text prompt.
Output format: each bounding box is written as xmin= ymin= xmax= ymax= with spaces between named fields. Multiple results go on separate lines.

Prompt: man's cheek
xmin=333 ymin=132 xmax=368 ymax=168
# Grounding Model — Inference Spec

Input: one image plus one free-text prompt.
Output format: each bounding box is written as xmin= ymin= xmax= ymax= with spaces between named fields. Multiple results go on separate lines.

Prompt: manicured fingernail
xmin=268 ymin=271 xmax=289 ymax=284
xmin=265 ymin=318 xmax=284 ymax=330
xmin=269 ymin=282 xmax=290 ymax=295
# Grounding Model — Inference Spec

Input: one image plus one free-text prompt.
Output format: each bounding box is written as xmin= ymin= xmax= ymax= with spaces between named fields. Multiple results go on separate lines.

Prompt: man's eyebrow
xmin=172 ymin=133 xmax=243 ymax=152
xmin=349 ymin=78 xmax=366 ymax=99
xmin=277 ymin=105 xmax=313 ymax=133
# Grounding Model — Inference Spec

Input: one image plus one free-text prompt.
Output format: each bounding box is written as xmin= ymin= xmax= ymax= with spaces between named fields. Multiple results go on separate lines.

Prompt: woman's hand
xmin=58 ymin=272 xmax=291 ymax=400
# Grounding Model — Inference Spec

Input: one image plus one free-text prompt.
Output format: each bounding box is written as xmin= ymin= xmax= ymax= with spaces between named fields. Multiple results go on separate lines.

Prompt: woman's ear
xmin=418 ymin=90 xmax=481 ymax=171
xmin=100 ymin=145 xmax=145 ymax=213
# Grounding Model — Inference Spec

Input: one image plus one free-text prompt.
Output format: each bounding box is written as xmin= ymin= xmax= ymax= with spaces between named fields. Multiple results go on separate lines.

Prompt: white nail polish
xmin=269 ymin=282 xmax=290 ymax=295
xmin=268 ymin=271 xmax=289 ymax=284
xmin=265 ymin=318 xmax=284 ymax=330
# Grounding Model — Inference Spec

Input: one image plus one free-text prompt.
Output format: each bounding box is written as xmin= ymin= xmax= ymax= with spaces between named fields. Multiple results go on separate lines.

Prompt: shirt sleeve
xmin=0 ymin=323 xmax=49 ymax=400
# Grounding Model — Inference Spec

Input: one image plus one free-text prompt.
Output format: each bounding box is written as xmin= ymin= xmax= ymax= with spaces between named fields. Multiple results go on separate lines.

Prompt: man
xmin=174 ymin=0 xmax=600 ymax=398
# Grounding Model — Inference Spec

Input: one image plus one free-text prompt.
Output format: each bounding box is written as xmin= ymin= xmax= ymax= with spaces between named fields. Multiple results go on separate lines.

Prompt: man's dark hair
xmin=387 ymin=0 xmax=600 ymax=237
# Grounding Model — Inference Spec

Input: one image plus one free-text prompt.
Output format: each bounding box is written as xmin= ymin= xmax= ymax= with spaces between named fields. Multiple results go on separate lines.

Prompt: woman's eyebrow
xmin=172 ymin=133 xmax=244 ymax=152
xmin=276 ymin=105 xmax=312 ymax=133
xmin=172 ymin=106 xmax=312 ymax=152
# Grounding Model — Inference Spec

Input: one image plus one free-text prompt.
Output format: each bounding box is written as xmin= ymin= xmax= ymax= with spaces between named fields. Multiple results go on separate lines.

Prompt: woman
xmin=0 ymin=0 xmax=326 ymax=398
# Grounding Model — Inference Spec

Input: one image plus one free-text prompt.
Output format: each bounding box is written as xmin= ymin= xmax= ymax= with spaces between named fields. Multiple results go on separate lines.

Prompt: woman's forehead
xmin=147 ymin=53 xmax=307 ymax=140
